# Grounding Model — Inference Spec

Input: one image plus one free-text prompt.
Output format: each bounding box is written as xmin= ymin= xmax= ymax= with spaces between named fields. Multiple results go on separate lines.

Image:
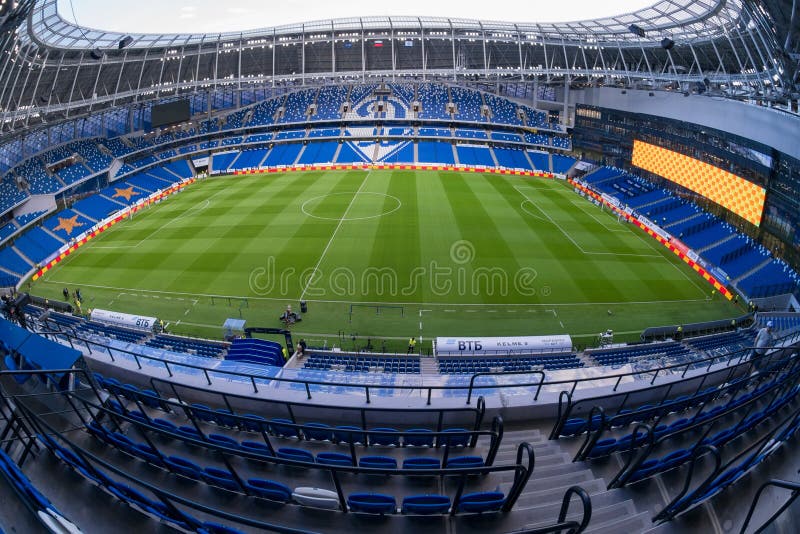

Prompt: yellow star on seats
xmin=53 ymin=214 xmax=85 ymax=236
xmin=112 ymin=186 xmax=140 ymax=201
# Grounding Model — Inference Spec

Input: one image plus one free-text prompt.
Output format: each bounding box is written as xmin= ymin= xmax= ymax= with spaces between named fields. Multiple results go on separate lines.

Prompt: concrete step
xmin=495 ymin=443 xmax=562 ymax=459
xmin=497 ymin=452 xmax=572 ymax=469
xmin=515 ymin=488 xmax=622 ymax=515
xmin=506 ymin=466 xmax=595 ymax=490
xmin=502 ymin=429 xmax=545 ymax=440
xmin=517 ymin=499 xmax=638 ymax=533
xmin=586 ymin=511 xmax=653 ymax=533
xmin=497 ymin=461 xmax=586 ymax=483
xmin=512 ymin=478 xmax=608 ymax=507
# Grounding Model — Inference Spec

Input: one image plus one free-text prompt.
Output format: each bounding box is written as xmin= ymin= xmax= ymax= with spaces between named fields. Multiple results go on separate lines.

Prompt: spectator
xmin=280 ymin=305 xmax=299 ymax=326
xmin=292 ymin=339 xmax=307 ymax=360
xmin=752 ymin=321 xmax=775 ymax=371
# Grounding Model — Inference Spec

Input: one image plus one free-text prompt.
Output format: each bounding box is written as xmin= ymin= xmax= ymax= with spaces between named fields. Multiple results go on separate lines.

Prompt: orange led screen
xmin=631 ymin=139 xmax=766 ymax=226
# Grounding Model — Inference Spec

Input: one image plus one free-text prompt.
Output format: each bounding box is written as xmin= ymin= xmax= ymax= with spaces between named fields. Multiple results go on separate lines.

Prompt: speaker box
xmin=628 ymin=24 xmax=646 ymax=38
xmin=661 ymin=37 xmax=674 ymax=50
xmin=89 ymin=48 xmax=104 ymax=60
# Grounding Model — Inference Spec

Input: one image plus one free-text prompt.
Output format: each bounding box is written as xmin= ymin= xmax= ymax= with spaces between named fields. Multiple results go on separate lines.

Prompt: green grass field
xmin=30 ymin=170 xmax=740 ymax=351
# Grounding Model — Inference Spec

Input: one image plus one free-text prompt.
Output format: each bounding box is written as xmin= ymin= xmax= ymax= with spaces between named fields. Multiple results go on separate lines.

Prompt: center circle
xmin=301 ymin=192 xmax=402 ymax=221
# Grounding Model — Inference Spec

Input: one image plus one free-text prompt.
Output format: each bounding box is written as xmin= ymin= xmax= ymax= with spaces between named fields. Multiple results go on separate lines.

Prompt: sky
xmin=57 ymin=0 xmax=657 ymax=34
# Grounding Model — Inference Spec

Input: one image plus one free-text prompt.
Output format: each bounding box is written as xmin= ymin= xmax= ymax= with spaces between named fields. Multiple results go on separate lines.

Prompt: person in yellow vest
xmin=282 ymin=346 xmax=289 ymax=361
xmin=75 ymin=299 xmax=82 ymax=316
xmin=407 ymin=337 xmax=417 ymax=354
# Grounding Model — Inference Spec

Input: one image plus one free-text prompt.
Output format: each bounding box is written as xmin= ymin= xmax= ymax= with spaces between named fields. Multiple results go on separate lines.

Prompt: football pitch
xmin=31 ymin=169 xmax=739 ymax=351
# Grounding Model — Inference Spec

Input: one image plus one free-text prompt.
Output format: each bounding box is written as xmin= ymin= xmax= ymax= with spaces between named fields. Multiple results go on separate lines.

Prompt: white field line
xmin=515 ymin=185 xmax=660 ymax=258
xmin=567 ymin=198 xmax=630 ymax=233
xmin=299 ymin=171 xmax=372 ymax=300
xmin=621 ymin=216 xmax=710 ymax=297
xmin=90 ymin=183 xmax=231 ymax=250
xmin=39 ymin=279 xmax=711 ymax=308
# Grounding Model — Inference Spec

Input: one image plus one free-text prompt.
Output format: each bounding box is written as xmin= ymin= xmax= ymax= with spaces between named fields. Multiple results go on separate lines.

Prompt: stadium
xmin=0 ymin=0 xmax=799 ymax=531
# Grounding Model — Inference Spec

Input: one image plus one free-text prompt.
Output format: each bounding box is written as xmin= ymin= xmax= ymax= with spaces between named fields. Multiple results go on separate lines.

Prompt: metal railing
xmin=739 ymin=479 xmax=800 ymax=534
xmin=35 ymin=322 xmax=800 ymax=408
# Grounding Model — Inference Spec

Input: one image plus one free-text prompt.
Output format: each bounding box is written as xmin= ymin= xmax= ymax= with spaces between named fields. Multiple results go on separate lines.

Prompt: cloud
xmin=226 ymin=7 xmax=252 ymax=15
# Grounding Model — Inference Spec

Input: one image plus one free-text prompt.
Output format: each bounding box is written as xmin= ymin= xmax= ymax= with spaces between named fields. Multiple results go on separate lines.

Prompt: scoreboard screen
xmin=151 ymin=99 xmax=190 ymax=129
xmin=631 ymin=139 xmax=766 ymax=226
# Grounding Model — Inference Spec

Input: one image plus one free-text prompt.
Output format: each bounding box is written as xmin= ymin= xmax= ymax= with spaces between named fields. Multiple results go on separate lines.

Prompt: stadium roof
xmin=58 ymin=0 xmax=659 ymax=34
xmin=0 ymin=0 xmax=792 ymax=138
xmin=34 ymin=0 xmax=742 ymax=48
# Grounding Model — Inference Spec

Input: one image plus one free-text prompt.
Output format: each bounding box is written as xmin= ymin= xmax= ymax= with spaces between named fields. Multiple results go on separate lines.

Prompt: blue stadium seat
xmin=347 ymin=493 xmax=397 ymax=514
xmin=402 ymin=495 xmax=451 ymax=514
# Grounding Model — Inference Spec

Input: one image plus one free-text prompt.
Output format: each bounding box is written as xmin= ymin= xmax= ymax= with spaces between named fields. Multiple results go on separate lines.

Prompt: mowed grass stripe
xmin=444 ymin=172 xmax=527 ymax=304
xmin=498 ymin=176 xmax=603 ymax=302
xmin=414 ymin=171 xmax=472 ymax=303
xmin=44 ymin=170 xmax=717 ymax=308
xmin=175 ymin=172 xmax=348 ymax=294
xmin=363 ymin=170 xmax=422 ymax=300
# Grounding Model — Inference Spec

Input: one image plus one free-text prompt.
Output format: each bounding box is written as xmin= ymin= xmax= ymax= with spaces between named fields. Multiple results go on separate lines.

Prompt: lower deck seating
xmin=551 ymin=154 xmax=575 ymax=174
xmin=494 ymin=148 xmax=532 ymax=170
xmin=303 ymin=355 xmax=421 ymax=374
xmin=13 ymin=227 xmax=63 ymax=264
xmin=438 ymin=354 xmax=582 ymax=373
xmin=71 ymin=195 xmax=125 ymax=221
xmin=146 ymin=334 xmax=228 ymax=358
xmin=417 ymin=142 xmax=455 ymax=165
xmin=589 ymin=342 xmax=693 ymax=367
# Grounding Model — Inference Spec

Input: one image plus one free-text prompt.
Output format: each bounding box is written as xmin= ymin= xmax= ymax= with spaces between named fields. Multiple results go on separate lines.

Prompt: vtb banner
xmin=436 ymin=335 xmax=573 ymax=355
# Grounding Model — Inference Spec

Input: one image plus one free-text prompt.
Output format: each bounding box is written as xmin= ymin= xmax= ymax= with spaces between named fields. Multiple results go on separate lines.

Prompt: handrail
xmin=654 ymin=401 xmax=800 ymax=522
xmin=144 ymin=373 xmax=486 ymax=432
xmin=549 ymin=334 xmax=800 ymax=439
xmin=35 ymin=323 xmax=800 ymax=409
xmin=654 ymin=444 xmax=722 ymax=523
xmin=13 ymin=400 xmax=315 ymax=534
xmin=39 ymin=326 xmax=549 ymax=404
xmin=27 ymin=391 xmax=536 ymax=510
xmin=572 ymin=405 xmax=606 ymax=462
xmin=96 ymin=381 xmax=503 ymax=462
xmin=609 ymin=358 xmax=800 ymax=489
xmin=548 ymin=390 xmax=573 ymax=440
xmin=502 ymin=441 xmax=537 ymax=512
xmin=739 ymin=479 xmax=800 ymax=534
xmin=0 ymin=448 xmax=76 ymax=533
xmin=466 ymin=369 xmax=546 ymax=404
xmin=557 ymin=486 xmax=593 ymax=534
xmin=73 ymin=391 xmax=519 ymax=480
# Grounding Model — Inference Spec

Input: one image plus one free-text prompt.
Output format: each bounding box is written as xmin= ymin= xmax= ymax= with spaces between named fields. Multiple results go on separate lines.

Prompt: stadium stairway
xmin=488 ymin=147 xmax=500 ymax=167
xmin=496 ymin=428 xmax=651 ymax=533
xmin=695 ymin=233 xmax=736 ymax=254
xmin=664 ymin=212 xmax=701 ymax=229
xmin=733 ymin=257 xmax=772 ymax=284
xmin=420 ymin=358 xmax=439 ymax=376
xmin=11 ymin=245 xmax=34 ymax=269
